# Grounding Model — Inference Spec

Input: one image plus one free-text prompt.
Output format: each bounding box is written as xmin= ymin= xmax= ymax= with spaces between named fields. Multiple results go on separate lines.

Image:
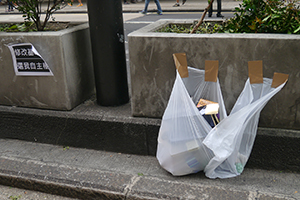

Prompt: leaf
xmin=9 ymin=195 xmax=22 ymax=200
xmin=294 ymin=25 xmax=300 ymax=33
xmin=137 ymin=173 xmax=144 ymax=176
xmin=271 ymin=14 xmax=280 ymax=19
xmin=248 ymin=21 xmax=256 ymax=30
xmin=63 ymin=146 xmax=69 ymax=151
xmin=8 ymin=25 xmax=18 ymax=30
xmin=262 ymin=15 xmax=271 ymax=22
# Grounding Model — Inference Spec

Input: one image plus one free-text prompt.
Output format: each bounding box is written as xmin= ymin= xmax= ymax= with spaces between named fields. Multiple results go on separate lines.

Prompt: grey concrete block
xmin=128 ymin=19 xmax=300 ymax=130
xmin=0 ymin=23 xmax=95 ymax=110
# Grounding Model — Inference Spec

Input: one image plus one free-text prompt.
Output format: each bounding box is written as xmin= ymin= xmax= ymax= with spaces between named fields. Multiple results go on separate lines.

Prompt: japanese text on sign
xmin=7 ymin=43 xmax=54 ymax=76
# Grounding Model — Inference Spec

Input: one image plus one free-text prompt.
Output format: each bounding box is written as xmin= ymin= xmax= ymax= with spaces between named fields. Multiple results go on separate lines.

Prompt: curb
xmin=0 ymin=141 xmax=299 ymax=200
xmin=0 ymin=99 xmax=300 ymax=173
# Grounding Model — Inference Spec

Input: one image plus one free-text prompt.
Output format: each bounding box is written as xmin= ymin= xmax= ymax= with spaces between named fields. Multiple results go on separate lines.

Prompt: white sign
xmin=7 ymin=43 xmax=54 ymax=76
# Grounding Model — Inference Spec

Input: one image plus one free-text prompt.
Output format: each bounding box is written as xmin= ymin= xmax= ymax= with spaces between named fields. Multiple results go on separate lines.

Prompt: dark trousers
xmin=54 ymin=0 xmax=64 ymax=4
xmin=8 ymin=0 xmax=13 ymax=10
xmin=209 ymin=0 xmax=221 ymax=15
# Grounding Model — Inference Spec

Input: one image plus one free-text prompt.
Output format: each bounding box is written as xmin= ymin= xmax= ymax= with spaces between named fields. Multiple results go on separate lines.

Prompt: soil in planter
xmin=0 ymin=22 xmax=78 ymax=32
xmin=156 ymin=22 xmax=224 ymax=34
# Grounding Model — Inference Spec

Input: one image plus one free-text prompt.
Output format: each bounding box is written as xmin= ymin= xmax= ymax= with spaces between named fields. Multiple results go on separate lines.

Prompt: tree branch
xmin=190 ymin=0 xmax=214 ymax=34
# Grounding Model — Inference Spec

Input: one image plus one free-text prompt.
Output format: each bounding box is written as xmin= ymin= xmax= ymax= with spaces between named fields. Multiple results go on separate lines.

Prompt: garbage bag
xmin=156 ymin=55 xmax=288 ymax=178
xmin=203 ymin=77 xmax=287 ymax=178
xmin=157 ymin=66 xmax=226 ymax=176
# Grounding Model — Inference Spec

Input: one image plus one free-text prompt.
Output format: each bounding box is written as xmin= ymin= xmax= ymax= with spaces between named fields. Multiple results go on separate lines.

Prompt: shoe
xmin=139 ymin=10 xmax=146 ymax=14
xmin=124 ymin=2 xmax=130 ymax=4
xmin=131 ymin=0 xmax=136 ymax=3
xmin=76 ymin=3 xmax=83 ymax=7
xmin=68 ymin=3 xmax=72 ymax=6
xmin=216 ymin=14 xmax=224 ymax=18
xmin=182 ymin=0 xmax=186 ymax=5
xmin=157 ymin=12 xmax=163 ymax=15
xmin=173 ymin=3 xmax=180 ymax=7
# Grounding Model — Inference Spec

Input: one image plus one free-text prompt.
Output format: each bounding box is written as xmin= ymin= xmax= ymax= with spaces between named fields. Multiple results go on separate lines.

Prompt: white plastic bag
xmin=157 ymin=66 xmax=226 ymax=176
xmin=156 ymin=55 xmax=288 ymax=178
xmin=203 ymin=77 xmax=287 ymax=178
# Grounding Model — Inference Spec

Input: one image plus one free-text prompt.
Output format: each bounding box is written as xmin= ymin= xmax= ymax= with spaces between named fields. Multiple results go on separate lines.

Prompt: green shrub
xmin=221 ymin=0 xmax=300 ymax=34
xmin=158 ymin=0 xmax=300 ymax=34
xmin=0 ymin=22 xmax=35 ymax=32
xmin=157 ymin=22 xmax=223 ymax=34
xmin=13 ymin=0 xmax=72 ymax=31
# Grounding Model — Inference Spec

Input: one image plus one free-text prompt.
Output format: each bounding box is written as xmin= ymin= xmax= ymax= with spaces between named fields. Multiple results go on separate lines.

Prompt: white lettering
xmin=17 ymin=62 xmax=24 ymax=69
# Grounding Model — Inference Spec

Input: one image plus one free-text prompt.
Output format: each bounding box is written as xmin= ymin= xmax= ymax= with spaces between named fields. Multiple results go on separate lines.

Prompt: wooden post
xmin=190 ymin=0 xmax=215 ymax=34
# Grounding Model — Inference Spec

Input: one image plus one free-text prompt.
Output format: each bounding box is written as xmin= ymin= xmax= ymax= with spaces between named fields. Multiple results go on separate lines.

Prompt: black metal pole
xmin=87 ymin=0 xmax=129 ymax=106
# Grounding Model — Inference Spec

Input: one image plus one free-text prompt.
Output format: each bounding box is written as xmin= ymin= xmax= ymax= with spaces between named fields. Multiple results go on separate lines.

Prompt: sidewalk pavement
xmin=0 ymin=0 xmax=241 ymax=24
xmin=122 ymin=0 xmax=241 ymax=13
xmin=0 ymin=0 xmax=241 ymax=14
xmin=0 ymin=0 xmax=241 ymax=23
xmin=0 ymin=138 xmax=299 ymax=200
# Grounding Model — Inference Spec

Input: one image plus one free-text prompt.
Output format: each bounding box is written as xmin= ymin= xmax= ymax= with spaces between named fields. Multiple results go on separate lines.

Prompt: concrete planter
xmin=0 ymin=23 xmax=95 ymax=110
xmin=128 ymin=19 xmax=300 ymax=130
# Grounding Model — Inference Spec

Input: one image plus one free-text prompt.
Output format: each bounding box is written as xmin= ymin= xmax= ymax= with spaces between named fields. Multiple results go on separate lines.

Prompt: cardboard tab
xmin=196 ymin=99 xmax=218 ymax=108
xmin=205 ymin=60 xmax=219 ymax=82
xmin=271 ymin=72 xmax=289 ymax=88
xmin=248 ymin=61 xmax=263 ymax=84
xmin=173 ymin=53 xmax=188 ymax=78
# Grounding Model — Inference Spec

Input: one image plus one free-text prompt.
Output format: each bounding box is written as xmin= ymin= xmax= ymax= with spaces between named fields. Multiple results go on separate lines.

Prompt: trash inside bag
xmin=156 ymin=53 xmax=288 ymax=178
xmin=197 ymin=99 xmax=220 ymax=128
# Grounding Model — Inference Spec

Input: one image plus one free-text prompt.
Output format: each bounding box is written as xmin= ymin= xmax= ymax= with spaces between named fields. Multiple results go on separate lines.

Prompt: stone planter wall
xmin=128 ymin=19 xmax=300 ymax=130
xmin=0 ymin=23 xmax=95 ymax=110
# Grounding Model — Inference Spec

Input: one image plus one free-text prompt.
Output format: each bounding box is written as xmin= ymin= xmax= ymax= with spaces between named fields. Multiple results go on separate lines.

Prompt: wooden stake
xmin=190 ymin=0 xmax=214 ymax=34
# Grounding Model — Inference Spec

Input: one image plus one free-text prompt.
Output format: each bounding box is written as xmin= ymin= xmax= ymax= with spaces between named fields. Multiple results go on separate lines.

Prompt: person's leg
xmin=154 ymin=0 xmax=162 ymax=14
xmin=141 ymin=0 xmax=150 ymax=13
xmin=77 ymin=0 xmax=83 ymax=7
xmin=208 ymin=1 xmax=213 ymax=17
xmin=216 ymin=0 xmax=223 ymax=17
xmin=8 ymin=0 xmax=13 ymax=11
xmin=173 ymin=0 xmax=180 ymax=7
